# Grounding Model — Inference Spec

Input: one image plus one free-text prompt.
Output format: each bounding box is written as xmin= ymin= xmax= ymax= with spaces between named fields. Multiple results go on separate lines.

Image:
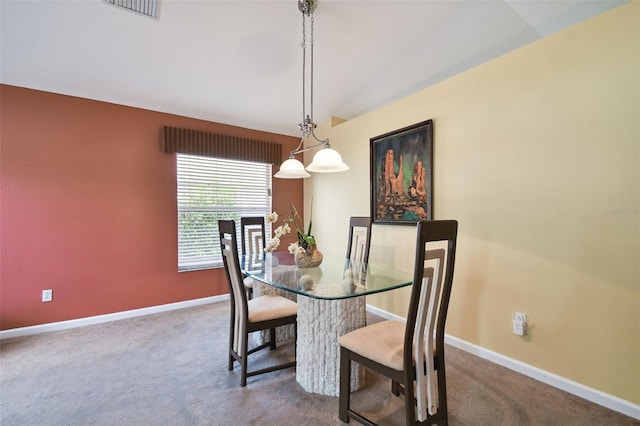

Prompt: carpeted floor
xmin=1 ymin=302 xmax=637 ymax=425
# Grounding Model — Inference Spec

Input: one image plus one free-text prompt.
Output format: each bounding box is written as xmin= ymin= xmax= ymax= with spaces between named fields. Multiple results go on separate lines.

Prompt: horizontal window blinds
xmin=177 ymin=154 xmax=272 ymax=271
xmin=103 ymin=0 xmax=158 ymax=18
xmin=163 ymin=126 xmax=282 ymax=165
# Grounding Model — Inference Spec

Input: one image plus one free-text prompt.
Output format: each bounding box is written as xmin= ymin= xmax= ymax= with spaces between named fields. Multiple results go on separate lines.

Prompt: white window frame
xmin=176 ymin=154 xmax=272 ymax=272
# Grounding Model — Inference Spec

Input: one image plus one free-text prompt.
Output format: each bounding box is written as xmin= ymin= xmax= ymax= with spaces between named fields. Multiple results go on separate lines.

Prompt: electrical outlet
xmin=513 ymin=319 xmax=526 ymax=336
xmin=42 ymin=289 xmax=53 ymax=302
xmin=513 ymin=312 xmax=527 ymax=323
xmin=512 ymin=312 xmax=527 ymax=336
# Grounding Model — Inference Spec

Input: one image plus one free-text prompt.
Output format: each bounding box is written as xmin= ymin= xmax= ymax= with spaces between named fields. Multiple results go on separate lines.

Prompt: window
xmin=176 ymin=154 xmax=272 ymax=271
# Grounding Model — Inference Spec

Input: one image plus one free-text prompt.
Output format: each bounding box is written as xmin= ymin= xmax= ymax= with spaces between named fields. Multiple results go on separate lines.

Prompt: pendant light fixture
xmin=275 ymin=0 xmax=349 ymax=179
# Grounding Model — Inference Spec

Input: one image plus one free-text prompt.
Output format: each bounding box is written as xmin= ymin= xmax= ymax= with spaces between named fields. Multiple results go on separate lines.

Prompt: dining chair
xmin=346 ymin=216 xmax=372 ymax=264
xmin=240 ymin=216 xmax=266 ymax=300
xmin=338 ymin=220 xmax=458 ymax=425
xmin=218 ymin=219 xmax=297 ymax=387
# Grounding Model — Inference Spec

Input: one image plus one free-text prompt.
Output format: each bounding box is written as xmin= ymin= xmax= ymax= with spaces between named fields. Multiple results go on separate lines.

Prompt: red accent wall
xmin=0 ymin=85 xmax=302 ymax=330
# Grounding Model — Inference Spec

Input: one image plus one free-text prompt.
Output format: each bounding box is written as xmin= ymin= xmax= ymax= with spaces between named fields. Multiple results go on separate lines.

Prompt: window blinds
xmin=177 ymin=154 xmax=272 ymax=271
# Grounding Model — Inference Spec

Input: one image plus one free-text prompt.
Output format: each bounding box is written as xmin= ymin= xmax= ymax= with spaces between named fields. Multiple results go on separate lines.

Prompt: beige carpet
xmin=1 ymin=302 xmax=637 ymax=425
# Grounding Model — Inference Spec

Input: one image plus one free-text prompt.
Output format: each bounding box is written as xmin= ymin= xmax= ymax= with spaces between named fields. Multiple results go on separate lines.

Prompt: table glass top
xmin=240 ymin=252 xmax=413 ymax=300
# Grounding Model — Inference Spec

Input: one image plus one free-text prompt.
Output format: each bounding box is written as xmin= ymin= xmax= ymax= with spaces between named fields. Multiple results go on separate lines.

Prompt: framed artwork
xmin=370 ymin=119 xmax=433 ymax=225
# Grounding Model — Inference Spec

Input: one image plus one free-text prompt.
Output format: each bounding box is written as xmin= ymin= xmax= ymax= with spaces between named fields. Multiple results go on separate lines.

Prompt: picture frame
xmin=370 ymin=119 xmax=433 ymax=225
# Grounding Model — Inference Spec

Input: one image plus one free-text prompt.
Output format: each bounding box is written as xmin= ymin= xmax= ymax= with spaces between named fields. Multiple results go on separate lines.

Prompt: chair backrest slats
xmin=219 ymin=220 xmax=249 ymax=354
xmin=240 ymin=217 xmax=266 ymax=256
xmin=404 ymin=220 xmax=458 ymax=422
xmin=414 ymin=266 xmax=436 ymax=419
xmin=249 ymin=229 xmax=263 ymax=253
xmin=415 ymin=248 xmax=446 ymax=418
xmin=346 ymin=217 xmax=372 ymax=264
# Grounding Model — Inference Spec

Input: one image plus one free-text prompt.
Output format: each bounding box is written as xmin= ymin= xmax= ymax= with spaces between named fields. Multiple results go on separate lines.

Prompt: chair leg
xmin=228 ymin=316 xmax=235 ymax=371
xmin=404 ymin=372 xmax=416 ymax=425
xmin=269 ymin=328 xmax=277 ymax=350
xmin=339 ymin=346 xmax=351 ymax=423
xmin=240 ymin=335 xmax=249 ymax=387
xmin=437 ymin=363 xmax=448 ymax=425
xmin=391 ymin=380 xmax=400 ymax=396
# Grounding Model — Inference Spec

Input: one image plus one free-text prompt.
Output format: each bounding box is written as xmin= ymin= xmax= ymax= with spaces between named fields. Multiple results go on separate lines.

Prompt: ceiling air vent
xmin=104 ymin=0 xmax=158 ymax=19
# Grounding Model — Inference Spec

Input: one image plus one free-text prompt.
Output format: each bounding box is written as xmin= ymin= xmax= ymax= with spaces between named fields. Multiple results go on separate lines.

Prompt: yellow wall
xmin=305 ymin=3 xmax=639 ymax=404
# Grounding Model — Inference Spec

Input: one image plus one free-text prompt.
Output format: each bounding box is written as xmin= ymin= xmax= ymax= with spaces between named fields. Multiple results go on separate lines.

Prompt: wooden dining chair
xmin=338 ymin=220 xmax=458 ymax=425
xmin=240 ymin=216 xmax=266 ymax=300
xmin=346 ymin=216 xmax=372 ymax=264
xmin=218 ymin=219 xmax=297 ymax=387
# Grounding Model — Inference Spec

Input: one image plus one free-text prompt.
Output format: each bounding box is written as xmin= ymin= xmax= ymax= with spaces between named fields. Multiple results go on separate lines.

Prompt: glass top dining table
xmin=240 ymin=252 xmax=413 ymax=300
xmin=240 ymin=251 xmax=413 ymax=396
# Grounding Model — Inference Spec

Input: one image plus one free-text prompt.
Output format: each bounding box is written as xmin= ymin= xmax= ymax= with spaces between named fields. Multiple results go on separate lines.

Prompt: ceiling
xmin=0 ymin=0 xmax=626 ymax=137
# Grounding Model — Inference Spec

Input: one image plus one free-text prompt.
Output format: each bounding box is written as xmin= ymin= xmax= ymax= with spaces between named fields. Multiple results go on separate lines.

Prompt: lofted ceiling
xmin=0 ymin=0 xmax=626 ymax=137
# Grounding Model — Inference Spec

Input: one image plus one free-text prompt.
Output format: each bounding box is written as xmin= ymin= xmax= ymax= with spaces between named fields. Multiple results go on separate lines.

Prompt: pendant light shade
xmin=274 ymin=0 xmax=349 ymax=179
xmin=306 ymin=147 xmax=350 ymax=173
xmin=274 ymin=157 xmax=311 ymax=179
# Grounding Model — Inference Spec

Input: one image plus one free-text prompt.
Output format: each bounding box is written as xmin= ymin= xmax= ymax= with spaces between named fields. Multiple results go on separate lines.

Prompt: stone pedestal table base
xmin=296 ymin=296 xmax=366 ymax=396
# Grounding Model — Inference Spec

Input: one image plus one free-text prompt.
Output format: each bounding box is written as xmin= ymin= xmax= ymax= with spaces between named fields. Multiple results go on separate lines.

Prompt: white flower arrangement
xmin=264 ymin=212 xmax=292 ymax=253
xmin=264 ymin=201 xmax=315 ymax=255
xmin=288 ymin=242 xmax=305 ymax=255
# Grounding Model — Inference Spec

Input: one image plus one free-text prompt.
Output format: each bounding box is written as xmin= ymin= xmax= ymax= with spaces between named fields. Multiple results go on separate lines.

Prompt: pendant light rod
xmin=309 ymin=2 xmax=315 ymax=132
xmin=274 ymin=0 xmax=349 ymax=179
xmin=297 ymin=0 xmax=327 ymax=147
xmin=300 ymin=5 xmax=307 ymax=130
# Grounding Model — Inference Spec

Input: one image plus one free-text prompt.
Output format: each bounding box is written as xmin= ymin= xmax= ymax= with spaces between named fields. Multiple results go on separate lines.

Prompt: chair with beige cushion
xmin=339 ymin=220 xmax=458 ymax=425
xmin=240 ymin=216 xmax=266 ymax=300
xmin=218 ymin=219 xmax=297 ymax=387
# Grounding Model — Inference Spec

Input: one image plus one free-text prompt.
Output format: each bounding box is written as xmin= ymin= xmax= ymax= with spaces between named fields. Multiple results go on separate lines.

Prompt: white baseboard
xmin=365 ymin=304 xmax=639 ymax=421
xmin=0 ymin=294 xmax=229 ymax=340
xmin=366 ymin=304 xmax=406 ymax=322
